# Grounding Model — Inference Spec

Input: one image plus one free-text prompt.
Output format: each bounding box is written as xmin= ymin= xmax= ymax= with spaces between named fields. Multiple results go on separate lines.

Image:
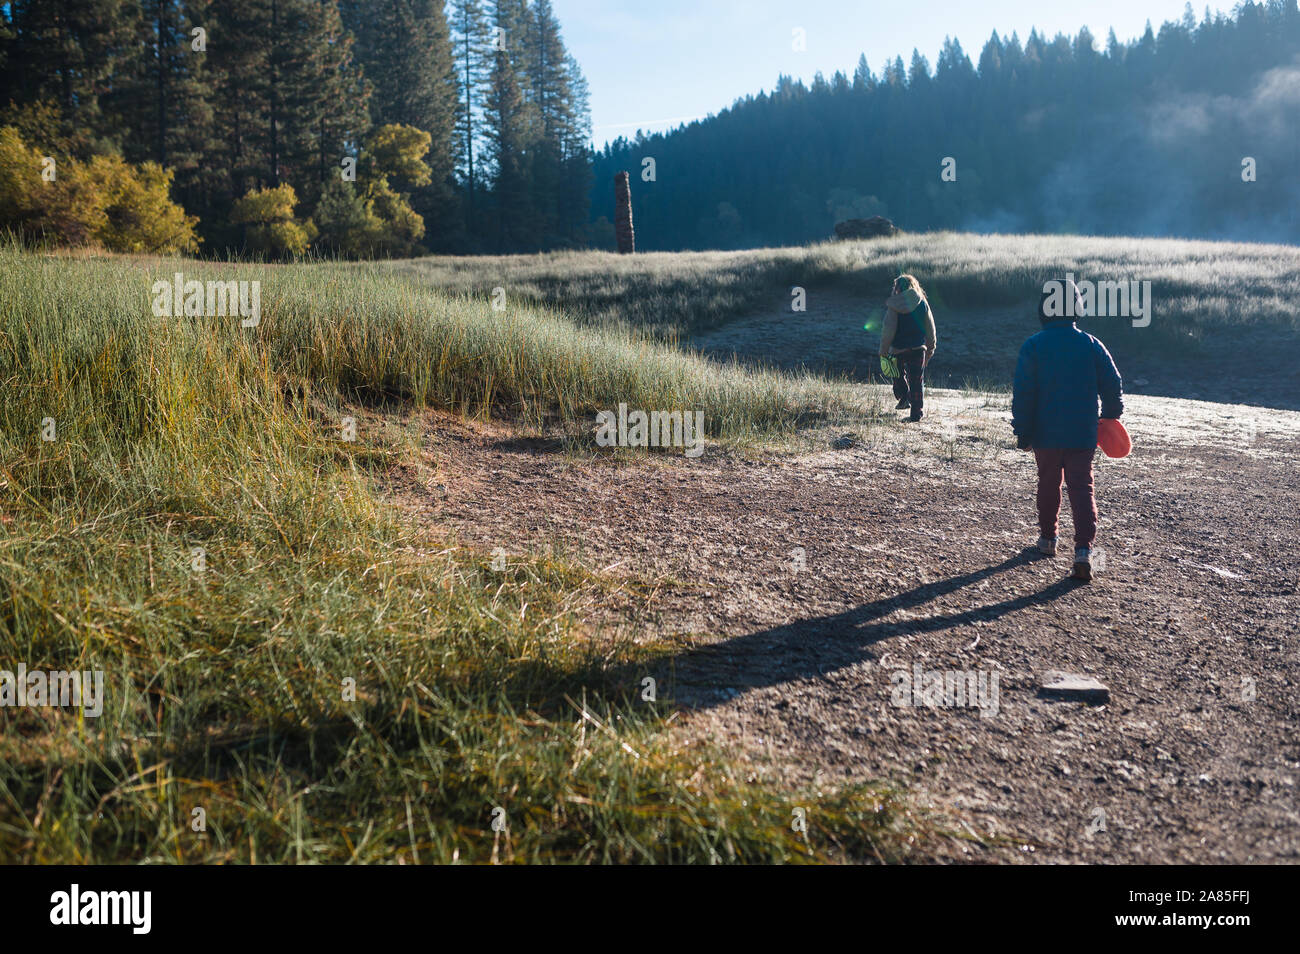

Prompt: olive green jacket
xmin=879 ymin=289 xmax=938 ymax=357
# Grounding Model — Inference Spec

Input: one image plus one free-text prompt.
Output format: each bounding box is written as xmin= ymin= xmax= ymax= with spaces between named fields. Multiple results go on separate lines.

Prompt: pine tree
xmin=450 ymin=0 xmax=491 ymax=238
xmin=205 ymin=0 xmax=273 ymax=245
xmin=908 ymin=49 xmax=932 ymax=87
xmin=311 ymin=0 xmax=370 ymax=203
xmin=483 ymin=0 xmax=532 ymax=250
xmin=341 ymin=0 xmax=457 ymax=247
xmin=1 ymin=0 xmax=139 ymax=148
xmin=526 ymin=0 xmax=571 ymax=141
xmin=852 ymin=54 xmax=874 ymax=91
xmin=977 ymin=32 xmax=1003 ymax=78
xmin=519 ymin=0 xmax=589 ymax=246
xmin=199 ymin=0 xmax=367 ymax=245
xmin=107 ymin=0 xmax=216 ymax=223
xmin=557 ymin=51 xmax=592 ymax=246
xmin=266 ymin=0 xmax=369 ymax=209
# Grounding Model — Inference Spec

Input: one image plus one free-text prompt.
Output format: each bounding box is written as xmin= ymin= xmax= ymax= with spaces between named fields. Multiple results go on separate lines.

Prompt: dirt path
xmin=392 ymin=389 xmax=1300 ymax=863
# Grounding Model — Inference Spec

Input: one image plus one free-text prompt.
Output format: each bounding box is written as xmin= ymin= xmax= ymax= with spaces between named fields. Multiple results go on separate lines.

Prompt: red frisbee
xmin=1098 ymin=418 xmax=1131 ymax=458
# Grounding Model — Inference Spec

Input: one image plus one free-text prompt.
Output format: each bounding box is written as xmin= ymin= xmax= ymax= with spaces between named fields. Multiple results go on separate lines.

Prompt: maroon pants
xmin=1034 ymin=448 xmax=1097 ymax=548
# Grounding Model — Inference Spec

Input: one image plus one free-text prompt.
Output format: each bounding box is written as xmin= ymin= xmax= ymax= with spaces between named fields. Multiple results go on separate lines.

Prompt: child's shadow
xmin=659 ymin=548 xmax=1083 ymax=708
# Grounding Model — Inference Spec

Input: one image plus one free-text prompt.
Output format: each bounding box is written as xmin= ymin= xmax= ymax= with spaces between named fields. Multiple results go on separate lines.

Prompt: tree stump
xmin=614 ymin=171 xmax=635 ymax=254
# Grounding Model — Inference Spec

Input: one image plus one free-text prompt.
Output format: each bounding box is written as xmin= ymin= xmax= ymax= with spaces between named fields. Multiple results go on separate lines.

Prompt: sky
xmin=550 ymin=0 xmax=1224 ymax=148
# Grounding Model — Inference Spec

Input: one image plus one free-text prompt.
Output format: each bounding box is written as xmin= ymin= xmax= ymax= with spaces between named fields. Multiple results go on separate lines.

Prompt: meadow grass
xmin=388 ymin=232 xmax=1300 ymax=338
xmin=0 ymin=244 xmax=913 ymax=863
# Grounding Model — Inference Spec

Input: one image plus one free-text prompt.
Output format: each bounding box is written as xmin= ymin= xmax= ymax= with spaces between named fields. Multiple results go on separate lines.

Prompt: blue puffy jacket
xmin=1012 ymin=320 xmax=1124 ymax=450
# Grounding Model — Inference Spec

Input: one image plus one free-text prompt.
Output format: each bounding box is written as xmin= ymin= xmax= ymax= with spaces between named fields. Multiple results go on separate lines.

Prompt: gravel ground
xmin=393 ymin=387 xmax=1300 ymax=863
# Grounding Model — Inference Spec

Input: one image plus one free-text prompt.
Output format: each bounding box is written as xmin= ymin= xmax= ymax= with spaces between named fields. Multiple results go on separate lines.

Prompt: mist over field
xmin=593 ymin=4 xmax=1300 ymax=249
xmin=1034 ymin=58 xmax=1300 ymax=242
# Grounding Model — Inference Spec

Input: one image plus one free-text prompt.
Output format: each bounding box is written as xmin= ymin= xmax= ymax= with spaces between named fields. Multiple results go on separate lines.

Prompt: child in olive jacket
xmin=880 ymin=273 xmax=937 ymax=421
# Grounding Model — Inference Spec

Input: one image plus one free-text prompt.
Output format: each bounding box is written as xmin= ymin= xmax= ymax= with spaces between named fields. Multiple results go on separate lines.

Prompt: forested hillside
xmin=592 ymin=1 xmax=1300 ymax=250
xmin=0 ymin=0 xmax=593 ymax=255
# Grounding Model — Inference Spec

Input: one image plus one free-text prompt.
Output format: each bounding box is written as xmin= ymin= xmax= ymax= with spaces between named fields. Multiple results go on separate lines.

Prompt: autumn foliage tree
xmin=315 ymin=123 xmax=432 ymax=258
xmin=0 ymin=124 xmax=198 ymax=252
xmin=230 ymin=183 xmax=314 ymax=258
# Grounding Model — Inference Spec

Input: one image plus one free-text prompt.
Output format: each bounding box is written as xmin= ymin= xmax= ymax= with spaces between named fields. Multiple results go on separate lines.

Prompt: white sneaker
xmin=1036 ymin=536 xmax=1058 ymax=556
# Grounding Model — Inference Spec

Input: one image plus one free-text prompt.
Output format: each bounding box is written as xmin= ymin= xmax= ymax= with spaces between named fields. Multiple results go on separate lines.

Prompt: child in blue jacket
xmin=1012 ymin=280 xmax=1124 ymax=582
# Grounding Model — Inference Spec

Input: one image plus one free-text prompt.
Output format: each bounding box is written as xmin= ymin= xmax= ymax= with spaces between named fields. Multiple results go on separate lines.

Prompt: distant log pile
xmin=833 ymin=216 xmax=899 ymax=240
xmin=614 ymin=171 xmax=635 ymax=254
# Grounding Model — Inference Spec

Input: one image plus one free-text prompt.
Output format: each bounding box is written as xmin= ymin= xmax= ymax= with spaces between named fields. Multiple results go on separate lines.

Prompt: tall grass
xmin=1 ymin=247 xmax=873 ymax=439
xmin=0 ymin=245 xmax=913 ymax=863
